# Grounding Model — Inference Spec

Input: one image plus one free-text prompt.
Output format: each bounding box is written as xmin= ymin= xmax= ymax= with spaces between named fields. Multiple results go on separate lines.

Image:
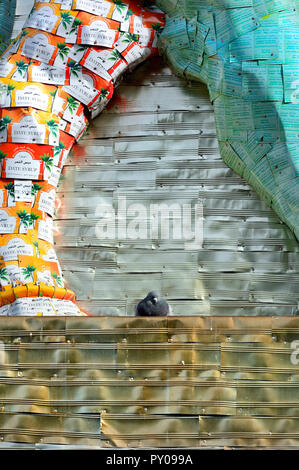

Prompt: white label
xmin=116 ymin=33 xmax=133 ymax=53
xmin=96 ymin=29 xmax=116 ymax=48
xmin=0 ymin=128 xmax=8 ymax=144
xmin=51 ymin=298 xmax=82 ymax=315
xmin=68 ymin=44 xmax=89 ymax=62
xmin=60 ymin=149 xmax=70 ymax=168
xmin=139 ymin=28 xmax=152 ymax=47
xmin=0 ymin=305 xmax=10 ymax=315
xmin=52 ymin=93 xmax=65 ymax=115
xmin=42 ymin=248 xmax=58 ymax=263
xmin=36 ymin=269 xmax=55 ymax=286
xmin=22 ymin=34 xmax=56 ymax=64
xmin=63 ymin=72 xmax=98 ymax=106
xmin=80 ymin=21 xmax=116 ymax=47
xmin=47 ymin=165 xmax=61 ymax=188
xmin=110 ymin=60 xmax=126 ymax=80
xmin=133 ymin=16 xmax=143 ymax=35
xmin=63 ymin=100 xmax=80 ymax=121
xmin=5 ymin=151 xmax=41 ymax=179
xmin=57 ymin=23 xmax=77 ymax=44
xmin=58 ymin=119 xmax=67 ymax=131
xmin=75 ymin=0 xmax=112 ymax=16
xmin=31 ymin=64 xmax=66 ymax=85
xmin=5 ymin=264 xmax=22 ymax=287
xmin=128 ymin=47 xmax=151 ymax=69
xmin=111 ymin=3 xmax=128 ymax=22
xmin=93 ymin=49 xmax=115 ymax=70
xmin=14 ymin=180 xmax=33 ymax=203
xmin=83 ymin=50 xmax=112 ymax=81
xmin=123 ymin=44 xmax=143 ymax=65
xmin=68 ymin=114 xmax=86 ymax=138
xmin=15 ymin=85 xmax=49 ymax=111
xmin=9 ymin=297 xmax=55 ymax=316
xmin=38 ymin=189 xmax=56 ymax=216
xmin=90 ymin=98 xmax=107 ymax=119
xmin=61 ymin=0 xmax=73 ymax=8
xmin=25 ymin=6 xmax=59 ymax=32
xmin=0 ymin=210 xmax=17 ymax=234
xmin=38 ymin=218 xmax=54 ymax=244
xmin=0 ymin=238 xmax=34 ymax=262
xmin=0 ymin=84 xmax=8 ymax=107
xmin=0 ymin=60 xmax=13 ymax=78
xmin=120 ymin=18 xmax=130 ymax=33
xmin=12 ymin=116 xmax=46 ymax=145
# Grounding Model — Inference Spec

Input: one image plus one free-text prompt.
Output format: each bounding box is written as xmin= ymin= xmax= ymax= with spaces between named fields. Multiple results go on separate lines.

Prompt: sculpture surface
xmin=0 ymin=0 xmax=298 ymax=316
xmin=156 ymin=0 xmax=299 ymax=241
xmin=0 ymin=0 xmax=164 ymax=315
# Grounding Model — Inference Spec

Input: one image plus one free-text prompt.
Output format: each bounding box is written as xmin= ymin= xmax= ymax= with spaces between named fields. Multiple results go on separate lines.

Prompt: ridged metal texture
xmin=55 ymin=60 xmax=299 ymax=317
xmin=0 ymin=316 xmax=297 ymax=448
xmin=2 ymin=0 xmax=299 ymax=451
xmin=8 ymin=1 xmax=299 ymax=317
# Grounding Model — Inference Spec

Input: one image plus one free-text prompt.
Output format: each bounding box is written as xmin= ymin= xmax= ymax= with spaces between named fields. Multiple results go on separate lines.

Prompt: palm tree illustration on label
xmin=0 ymin=116 xmax=12 ymax=143
xmin=41 ymin=153 xmax=54 ymax=180
xmin=0 ymin=268 xmax=9 ymax=286
xmin=17 ymin=210 xmax=31 ymax=234
xmin=32 ymin=183 xmax=43 ymax=206
xmin=3 ymin=182 xmax=14 ymax=207
xmin=52 ymin=271 xmax=63 ymax=287
xmin=22 ymin=265 xmax=36 ymax=283
xmin=46 ymin=120 xmax=59 ymax=146
xmin=33 ymin=241 xmax=40 ymax=258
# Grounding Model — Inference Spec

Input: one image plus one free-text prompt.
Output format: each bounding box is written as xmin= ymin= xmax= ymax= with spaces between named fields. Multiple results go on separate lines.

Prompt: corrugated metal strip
xmin=0 ymin=317 xmax=298 ymax=447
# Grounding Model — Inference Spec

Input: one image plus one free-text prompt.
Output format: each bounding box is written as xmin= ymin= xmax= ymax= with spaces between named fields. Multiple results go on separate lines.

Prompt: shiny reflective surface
xmin=0 ymin=316 xmax=298 ymax=447
xmin=55 ymin=59 xmax=299 ymax=316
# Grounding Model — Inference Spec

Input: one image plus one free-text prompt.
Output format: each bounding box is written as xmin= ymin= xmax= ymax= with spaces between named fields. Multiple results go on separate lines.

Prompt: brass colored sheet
xmin=0 ymin=317 xmax=298 ymax=446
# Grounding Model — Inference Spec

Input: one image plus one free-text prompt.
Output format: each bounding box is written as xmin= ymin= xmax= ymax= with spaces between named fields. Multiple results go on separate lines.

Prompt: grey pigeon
xmin=135 ymin=291 xmax=170 ymax=317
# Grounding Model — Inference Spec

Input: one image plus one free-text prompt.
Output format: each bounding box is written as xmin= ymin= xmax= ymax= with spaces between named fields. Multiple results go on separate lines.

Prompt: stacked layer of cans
xmin=0 ymin=0 xmax=165 ymax=315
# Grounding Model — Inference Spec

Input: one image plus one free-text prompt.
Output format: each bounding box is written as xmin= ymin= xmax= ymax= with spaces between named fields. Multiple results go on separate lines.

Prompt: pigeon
xmin=135 ymin=291 xmax=170 ymax=317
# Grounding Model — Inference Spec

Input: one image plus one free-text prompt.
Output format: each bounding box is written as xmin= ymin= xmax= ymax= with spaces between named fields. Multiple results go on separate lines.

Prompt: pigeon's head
xmin=146 ymin=291 xmax=160 ymax=304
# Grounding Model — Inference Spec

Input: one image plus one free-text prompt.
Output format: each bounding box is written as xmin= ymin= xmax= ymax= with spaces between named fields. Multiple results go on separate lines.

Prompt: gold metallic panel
xmin=0 ymin=316 xmax=298 ymax=447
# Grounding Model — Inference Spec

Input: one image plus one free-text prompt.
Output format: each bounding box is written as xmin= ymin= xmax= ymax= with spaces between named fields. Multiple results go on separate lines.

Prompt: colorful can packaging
xmin=57 ymin=9 xmax=80 ymax=42
xmin=75 ymin=12 xmax=120 ymax=47
xmin=0 ymin=143 xmax=55 ymax=180
xmin=28 ymin=61 xmax=69 ymax=85
xmin=3 ymin=79 xmax=57 ymax=113
xmin=0 ymin=108 xmax=61 ymax=146
xmin=24 ymin=3 xmax=62 ymax=34
xmin=81 ymin=46 xmax=127 ymax=82
xmin=34 ymin=181 xmax=57 ymax=217
xmin=0 ymin=234 xmax=35 ymax=262
xmin=71 ymin=0 xmax=115 ymax=18
xmin=0 ymin=54 xmax=31 ymax=81
xmin=20 ymin=28 xmax=72 ymax=66
xmin=63 ymin=62 xmax=113 ymax=107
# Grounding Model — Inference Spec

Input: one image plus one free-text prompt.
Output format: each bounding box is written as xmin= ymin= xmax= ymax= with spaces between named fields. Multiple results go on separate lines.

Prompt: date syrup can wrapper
xmin=0 ymin=143 xmax=51 ymax=180
xmin=2 ymin=79 xmax=57 ymax=113
xmin=63 ymin=64 xmax=112 ymax=107
xmin=0 ymin=108 xmax=61 ymax=146
xmin=0 ymin=235 xmax=35 ymax=262
xmin=72 ymin=0 xmax=115 ymax=19
xmin=20 ymin=28 xmax=73 ymax=67
xmin=24 ymin=3 xmax=62 ymax=35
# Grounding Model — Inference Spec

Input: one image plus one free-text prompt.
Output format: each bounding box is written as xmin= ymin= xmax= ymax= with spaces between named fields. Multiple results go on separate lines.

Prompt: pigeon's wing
xmin=136 ymin=300 xmax=151 ymax=316
xmin=154 ymin=299 xmax=169 ymax=316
